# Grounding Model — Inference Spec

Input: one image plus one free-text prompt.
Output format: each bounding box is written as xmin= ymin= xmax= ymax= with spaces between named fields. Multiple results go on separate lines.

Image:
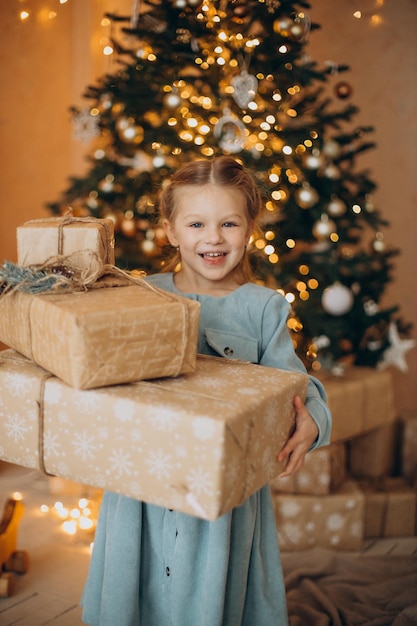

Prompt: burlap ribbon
xmin=0 ymin=351 xmax=55 ymax=477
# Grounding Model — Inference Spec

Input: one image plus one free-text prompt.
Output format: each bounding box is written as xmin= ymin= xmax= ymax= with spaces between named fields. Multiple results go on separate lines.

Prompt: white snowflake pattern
xmin=5 ymin=414 xmax=30 ymax=442
xmin=4 ymin=372 xmax=30 ymax=396
xmin=280 ymin=522 xmax=303 ymax=543
xmin=175 ymin=444 xmax=187 ymax=459
xmin=312 ymin=502 xmax=323 ymax=513
xmin=108 ymin=448 xmax=134 ymax=478
xmin=43 ymin=431 xmax=62 ymax=457
xmin=280 ymin=500 xmax=301 ymax=518
xmin=326 ymin=513 xmax=345 ymax=532
xmin=350 ymin=521 xmax=363 ymax=537
xmin=74 ymin=390 xmax=102 ymax=415
xmin=318 ymin=473 xmax=329 ymax=488
xmin=237 ymin=386 xmax=256 ymax=396
xmin=146 ymin=449 xmax=174 ymax=480
xmin=113 ymin=398 xmax=137 ymax=423
xmin=345 ymin=498 xmax=357 ymax=510
xmin=298 ymin=473 xmax=313 ymax=488
xmin=72 ymin=431 xmax=97 ymax=461
xmin=187 ymin=466 xmax=214 ymax=496
xmin=44 ymin=382 xmax=63 ymax=405
xmin=57 ymin=411 xmax=70 ymax=424
xmin=192 ymin=416 xmax=216 ymax=440
xmin=146 ymin=406 xmax=180 ymax=432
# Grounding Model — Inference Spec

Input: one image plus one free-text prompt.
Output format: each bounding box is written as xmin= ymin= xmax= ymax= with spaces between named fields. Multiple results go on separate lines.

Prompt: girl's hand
xmin=276 ymin=395 xmax=319 ymax=478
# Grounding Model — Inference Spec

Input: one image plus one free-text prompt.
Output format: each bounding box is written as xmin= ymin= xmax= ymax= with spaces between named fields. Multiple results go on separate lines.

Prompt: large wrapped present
xmin=16 ymin=216 xmax=115 ymax=269
xmin=273 ymin=480 xmax=365 ymax=550
xmin=0 ymin=350 xmax=308 ymax=521
xmin=270 ymin=441 xmax=346 ymax=496
xmin=0 ymin=279 xmax=200 ymax=389
xmin=359 ymin=477 xmax=417 ymax=538
xmin=317 ymin=367 xmax=396 ymax=442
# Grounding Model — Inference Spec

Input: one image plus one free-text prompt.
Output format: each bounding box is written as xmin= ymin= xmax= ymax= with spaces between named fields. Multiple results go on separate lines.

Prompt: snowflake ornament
xmin=72 ymin=108 xmax=100 ymax=143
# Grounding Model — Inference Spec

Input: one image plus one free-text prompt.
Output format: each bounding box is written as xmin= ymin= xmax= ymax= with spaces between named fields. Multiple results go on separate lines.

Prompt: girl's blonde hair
xmin=158 ymin=156 xmax=262 ymax=283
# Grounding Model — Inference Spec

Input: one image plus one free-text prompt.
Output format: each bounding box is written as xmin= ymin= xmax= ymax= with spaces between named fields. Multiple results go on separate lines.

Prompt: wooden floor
xmin=1 ymin=461 xmax=416 ymax=625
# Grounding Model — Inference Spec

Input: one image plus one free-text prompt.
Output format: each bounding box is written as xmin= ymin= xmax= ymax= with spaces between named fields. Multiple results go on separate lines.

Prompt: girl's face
xmin=163 ymin=184 xmax=252 ymax=295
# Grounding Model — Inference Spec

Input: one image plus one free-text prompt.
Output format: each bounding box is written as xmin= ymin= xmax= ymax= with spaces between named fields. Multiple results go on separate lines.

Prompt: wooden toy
xmin=0 ymin=497 xmax=29 ymax=597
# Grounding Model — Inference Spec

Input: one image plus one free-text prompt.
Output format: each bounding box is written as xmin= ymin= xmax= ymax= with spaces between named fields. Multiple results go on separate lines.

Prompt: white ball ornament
xmin=327 ymin=197 xmax=346 ymax=217
xmin=312 ymin=215 xmax=337 ymax=240
xmin=164 ymin=91 xmax=181 ymax=109
xmin=322 ymin=283 xmax=354 ymax=316
xmin=295 ymin=184 xmax=319 ymax=209
xmin=322 ymin=163 xmax=341 ymax=180
xmin=304 ymin=152 xmax=324 ymax=169
xmin=322 ymin=139 xmax=341 ymax=159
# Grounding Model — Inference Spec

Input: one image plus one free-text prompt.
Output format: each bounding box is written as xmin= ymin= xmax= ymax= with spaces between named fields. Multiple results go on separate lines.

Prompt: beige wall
xmin=1 ymin=1 xmax=416 ymax=412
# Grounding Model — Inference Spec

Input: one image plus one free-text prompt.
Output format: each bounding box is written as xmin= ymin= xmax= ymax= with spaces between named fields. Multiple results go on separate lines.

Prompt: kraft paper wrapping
xmin=270 ymin=441 xmax=346 ymax=496
xmin=359 ymin=477 xmax=417 ymax=538
xmin=316 ymin=367 xmax=396 ymax=442
xmin=17 ymin=216 xmax=115 ymax=268
xmin=0 ymin=281 xmax=200 ymax=389
xmin=274 ymin=480 xmax=365 ymax=550
xmin=0 ymin=350 xmax=307 ymax=521
xmin=349 ymin=421 xmax=399 ymax=480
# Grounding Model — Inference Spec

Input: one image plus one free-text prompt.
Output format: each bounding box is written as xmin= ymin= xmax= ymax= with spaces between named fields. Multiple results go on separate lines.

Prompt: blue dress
xmin=81 ymin=274 xmax=331 ymax=626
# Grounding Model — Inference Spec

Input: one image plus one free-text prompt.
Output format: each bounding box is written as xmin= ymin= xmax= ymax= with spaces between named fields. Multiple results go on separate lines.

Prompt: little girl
xmin=81 ymin=156 xmax=331 ymax=626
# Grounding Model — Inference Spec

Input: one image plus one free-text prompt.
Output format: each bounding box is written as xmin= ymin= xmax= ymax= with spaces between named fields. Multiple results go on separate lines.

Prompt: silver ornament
xmin=322 ymin=283 xmax=354 ymax=316
xmin=214 ymin=112 xmax=246 ymax=153
xmin=231 ymin=71 xmax=258 ymax=109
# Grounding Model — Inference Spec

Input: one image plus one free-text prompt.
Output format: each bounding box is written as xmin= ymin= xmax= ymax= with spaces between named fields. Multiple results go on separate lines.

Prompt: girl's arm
xmin=258 ymin=292 xmax=332 ymax=471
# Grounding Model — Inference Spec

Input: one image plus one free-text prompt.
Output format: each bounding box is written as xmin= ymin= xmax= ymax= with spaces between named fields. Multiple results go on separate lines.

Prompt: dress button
xmin=166 ymin=566 xmax=170 ymax=576
xmin=224 ymin=346 xmax=234 ymax=356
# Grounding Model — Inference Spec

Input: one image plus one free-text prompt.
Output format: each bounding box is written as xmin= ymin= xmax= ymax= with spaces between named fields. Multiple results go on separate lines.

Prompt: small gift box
xmin=359 ymin=477 xmax=417 ymax=538
xmin=17 ymin=216 xmax=115 ymax=269
xmin=316 ymin=367 xmax=396 ymax=442
xmin=274 ymin=480 xmax=365 ymax=550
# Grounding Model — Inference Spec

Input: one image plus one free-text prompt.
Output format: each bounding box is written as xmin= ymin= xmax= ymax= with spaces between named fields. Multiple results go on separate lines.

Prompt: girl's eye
xmin=190 ymin=222 xmax=203 ymax=228
xmin=223 ymin=222 xmax=238 ymax=228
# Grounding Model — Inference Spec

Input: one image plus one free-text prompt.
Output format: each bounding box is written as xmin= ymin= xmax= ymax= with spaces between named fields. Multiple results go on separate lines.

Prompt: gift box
xmin=348 ymin=421 xmax=400 ymax=479
xmin=0 ymin=279 xmax=200 ymax=389
xmin=317 ymin=367 xmax=396 ymax=442
xmin=16 ymin=216 xmax=115 ymax=269
xmin=274 ymin=480 xmax=365 ymax=550
xmin=359 ymin=477 xmax=417 ymax=538
xmin=270 ymin=442 xmax=346 ymax=496
xmin=0 ymin=350 xmax=308 ymax=521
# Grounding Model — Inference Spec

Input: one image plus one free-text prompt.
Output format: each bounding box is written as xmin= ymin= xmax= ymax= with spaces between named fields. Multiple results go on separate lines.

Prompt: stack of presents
xmin=0 ymin=216 xmax=416 ymax=548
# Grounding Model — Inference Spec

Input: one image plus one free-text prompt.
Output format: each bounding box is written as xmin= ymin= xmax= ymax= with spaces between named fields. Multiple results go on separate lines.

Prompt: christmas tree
xmin=47 ymin=0 xmax=412 ymax=373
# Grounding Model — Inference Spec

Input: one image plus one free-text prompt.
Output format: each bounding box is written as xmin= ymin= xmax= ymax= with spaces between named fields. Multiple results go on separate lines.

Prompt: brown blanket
xmin=282 ymin=548 xmax=417 ymax=626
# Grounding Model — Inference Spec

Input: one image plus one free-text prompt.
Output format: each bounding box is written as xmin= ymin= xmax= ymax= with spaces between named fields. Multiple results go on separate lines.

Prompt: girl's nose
xmin=205 ymin=226 xmax=223 ymax=244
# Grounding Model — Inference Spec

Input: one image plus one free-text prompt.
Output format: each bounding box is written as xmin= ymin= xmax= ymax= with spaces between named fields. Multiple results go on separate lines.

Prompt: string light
xmin=39 ymin=495 xmax=101 ymax=540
